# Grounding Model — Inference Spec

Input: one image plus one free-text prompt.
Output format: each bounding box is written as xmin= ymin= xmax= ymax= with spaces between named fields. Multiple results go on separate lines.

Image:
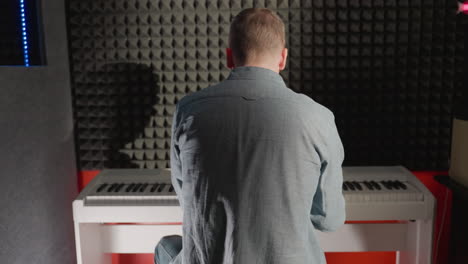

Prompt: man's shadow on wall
xmin=96 ymin=62 xmax=160 ymax=168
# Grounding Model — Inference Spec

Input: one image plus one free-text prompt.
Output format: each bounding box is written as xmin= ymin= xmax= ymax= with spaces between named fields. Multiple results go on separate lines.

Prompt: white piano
xmin=73 ymin=166 xmax=435 ymax=264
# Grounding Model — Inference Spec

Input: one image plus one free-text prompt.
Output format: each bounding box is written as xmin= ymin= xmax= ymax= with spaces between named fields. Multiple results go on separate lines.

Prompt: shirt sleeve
xmin=170 ymin=108 xmax=184 ymax=208
xmin=310 ymin=111 xmax=346 ymax=232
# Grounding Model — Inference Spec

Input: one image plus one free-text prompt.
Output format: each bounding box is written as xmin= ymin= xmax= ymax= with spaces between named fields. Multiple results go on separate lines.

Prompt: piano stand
xmin=74 ymin=220 xmax=433 ymax=264
xmin=73 ymin=167 xmax=435 ymax=264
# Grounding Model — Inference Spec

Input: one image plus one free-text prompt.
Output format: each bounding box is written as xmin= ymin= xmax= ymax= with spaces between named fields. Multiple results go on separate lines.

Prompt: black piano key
xmin=391 ymin=181 xmax=401 ymax=190
xmin=381 ymin=181 xmax=393 ymax=190
xmin=397 ymin=181 xmax=407 ymax=189
xmin=157 ymin=183 xmax=166 ymax=192
xmin=96 ymin=183 xmax=108 ymax=193
xmin=115 ymin=183 xmax=125 ymax=192
xmin=371 ymin=181 xmax=381 ymax=190
xmin=400 ymin=182 xmax=408 ymax=190
xmin=346 ymin=182 xmax=355 ymax=191
xmin=365 ymin=181 xmax=374 ymax=190
xmin=343 ymin=181 xmax=349 ymax=189
xmin=352 ymin=181 xmax=362 ymax=191
xmin=169 ymin=185 xmax=174 ymax=192
xmin=398 ymin=182 xmax=405 ymax=189
xmin=342 ymin=183 xmax=348 ymax=191
xmin=107 ymin=183 xmax=118 ymax=192
xmin=126 ymin=183 xmax=135 ymax=192
xmin=150 ymin=183 xmax=159 ymax=192
xmin=139 ymin=183 xmax=148 ymax=192
xmin=380 ymin=181 xmax=388 ymax=189
xmin=132 ymin=184 xmax=142 ymax=192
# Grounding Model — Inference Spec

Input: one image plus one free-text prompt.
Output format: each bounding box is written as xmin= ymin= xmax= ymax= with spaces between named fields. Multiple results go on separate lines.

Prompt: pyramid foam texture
xmin=68 ymin=0 xmax=465 ymax=170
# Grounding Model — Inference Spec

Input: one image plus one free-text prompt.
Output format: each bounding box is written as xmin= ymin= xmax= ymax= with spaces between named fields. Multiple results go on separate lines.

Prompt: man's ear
xmin=226 ymin=48 xmax=234 ymax=69
xmin=279 ymin=48 xmax=288 ymax=71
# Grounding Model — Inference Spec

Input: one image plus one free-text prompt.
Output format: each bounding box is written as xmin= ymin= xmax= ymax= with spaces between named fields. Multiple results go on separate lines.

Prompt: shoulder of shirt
xmin=174 ymin=79 xmax=290 ymax=112
xmin=295 ymin=93 xmax=335 ymax=121
xmin=174 ymin=82 xmax=224 ymax=113
xmin=175 ymin=81 xmax=335 ymax=122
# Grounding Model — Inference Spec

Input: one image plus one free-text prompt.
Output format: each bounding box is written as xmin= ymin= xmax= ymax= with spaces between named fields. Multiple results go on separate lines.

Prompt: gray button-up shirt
xmin=170 ymin=66 xmax=345 ymax=264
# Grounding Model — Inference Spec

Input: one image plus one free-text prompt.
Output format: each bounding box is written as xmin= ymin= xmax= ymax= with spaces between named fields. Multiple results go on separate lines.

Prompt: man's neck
xmin=236 ymin=63 xmax=279 ymax=73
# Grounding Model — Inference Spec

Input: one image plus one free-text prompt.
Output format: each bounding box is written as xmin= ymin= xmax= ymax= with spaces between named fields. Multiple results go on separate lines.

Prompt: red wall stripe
xmin=414 ymin=172 xmax=452 ymax=264
xmin=78 ymin=170 xmax=100 ymax=190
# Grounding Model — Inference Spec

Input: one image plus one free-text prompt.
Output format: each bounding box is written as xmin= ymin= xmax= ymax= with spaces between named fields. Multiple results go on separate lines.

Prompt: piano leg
xmin=74 ymin=222 xmax=112 ymax=264
xmin=397 ymin=219 xmax=434 ymax=264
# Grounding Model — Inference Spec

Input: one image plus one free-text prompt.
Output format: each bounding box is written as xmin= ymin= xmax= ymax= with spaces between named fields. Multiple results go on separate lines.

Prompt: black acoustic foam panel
xmin=68 ymin=0 xmax=465 ymax=171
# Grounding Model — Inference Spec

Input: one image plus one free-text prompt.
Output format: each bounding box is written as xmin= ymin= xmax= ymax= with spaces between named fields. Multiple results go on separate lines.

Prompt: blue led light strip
xmin=20 ymin=0 xmax=29 ymax=66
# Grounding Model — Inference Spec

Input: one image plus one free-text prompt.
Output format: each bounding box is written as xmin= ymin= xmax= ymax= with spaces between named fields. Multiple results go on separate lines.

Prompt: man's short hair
xmin=229 ymin=8 xmax=286 ymax=65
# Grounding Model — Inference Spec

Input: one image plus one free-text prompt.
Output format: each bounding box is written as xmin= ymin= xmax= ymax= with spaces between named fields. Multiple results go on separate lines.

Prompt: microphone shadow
xmin=95 ymin=62 xmax=161 ymax=169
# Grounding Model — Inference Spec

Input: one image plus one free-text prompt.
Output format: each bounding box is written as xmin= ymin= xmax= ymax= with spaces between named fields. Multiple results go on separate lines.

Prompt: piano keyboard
xmin=83 ymin=169 xmax=178 ymax=206
xmin=73 ymin=166 xmax=435 ymax=264
xmin=342 ymin=180 xmax=424 ymax=203
xmin=74 ymin=166 xmax=434 ymax=221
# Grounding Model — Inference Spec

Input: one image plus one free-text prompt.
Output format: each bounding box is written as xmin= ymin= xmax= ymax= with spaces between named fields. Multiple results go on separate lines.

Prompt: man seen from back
xmin=155 ymin=7 xmax=346 ymax=264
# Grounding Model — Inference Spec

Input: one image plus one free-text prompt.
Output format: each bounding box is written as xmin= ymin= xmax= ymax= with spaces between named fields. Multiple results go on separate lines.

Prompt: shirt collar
xmin=227 ymin=66 xmax=286 ymax=85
